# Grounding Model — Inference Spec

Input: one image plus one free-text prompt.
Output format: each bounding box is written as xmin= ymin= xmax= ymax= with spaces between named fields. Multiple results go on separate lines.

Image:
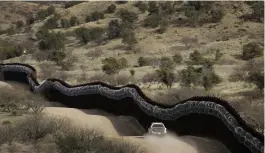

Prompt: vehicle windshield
xmin=152 ymin=124 xmax=164 ymax=128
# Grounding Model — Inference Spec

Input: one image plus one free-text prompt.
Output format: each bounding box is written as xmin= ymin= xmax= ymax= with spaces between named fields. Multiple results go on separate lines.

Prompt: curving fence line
xmin=0 ymin=63 xmax=264 ymax=153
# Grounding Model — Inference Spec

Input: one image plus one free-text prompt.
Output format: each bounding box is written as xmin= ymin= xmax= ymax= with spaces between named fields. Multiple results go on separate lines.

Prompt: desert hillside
xmin=0 ymin=1 xmax=263 ymax=153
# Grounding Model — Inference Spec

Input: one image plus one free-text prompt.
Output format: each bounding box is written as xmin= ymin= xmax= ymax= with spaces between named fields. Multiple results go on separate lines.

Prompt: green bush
xmin=36 ymin=27 xmax=49 ymax=40
xmin=61 ymin=19 xmax=70 ymax=28
xmin=44 ymin=16 xmax=59 ymax=29
xmin=247 ymin=71 xmax=264 ymax=93
xmin=86 ymin=15 xmax=93 ymax=22
xmin=37 ymin=10 xmax=47 ymax=20
xmin=75 ymin=27 xmax=105 ymax=44
xmin=130 ymin=69 xmax=135 ymax=76
xmin=119 ymin=9 xmax=138 ymax=24
xmin=121 ymin=28 xmax=137 ymax=50
xmin=15 ymin=20 xmax=24 ymax=29
xmin=47 ymin=6 xmax=55 ymax=16
xmin=179 ymin=65 xmax=222 ymax=90
xmin=107 ymin=19 xmax=121 ymax=39
xmin=156 ymin=68 xmax=176 ymax=89
xmin=148 ymin=1 xmax=159 ymax=14
xmin=172 ymin=53 xmax=183 ymax=63
xmin=102 ymin=57 xmax=121 ymax=75
xmin=189 ymin=50 xmax=203 ymax=64
xmin=138 ymin=57 xmax=150 ymax=67
xmin=159 ymin=57 xmax=175 ymax=71
xmin=242 ymin=42 xmax=263 ymax=60
xmin=160 ymin=1 xmax=175 ymax=15
xmin=38 ymin=31 xmax=65 ymax=51
xmin=49 ymin=50 xmax=66 ymax=64
xmin=179 ymin=66 xmax=203 ymax=87
xmin=210 ymin=8 xmax=224 ymax=22
xmin=91 ymin=11 xmax=104 ymax=21
xmin=106 ymin=4 xmax=116 ymax=13
xmin=144 ymin=13 xmax=163 ymax=28
xmin=70 ymin=16 xmax=78 ymax=26
xmin=136 ymin=2 xmax=148 ymax=13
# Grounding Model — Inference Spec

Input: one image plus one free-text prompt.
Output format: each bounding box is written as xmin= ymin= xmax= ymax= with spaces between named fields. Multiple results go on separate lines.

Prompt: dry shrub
xmin=181 ymin=36 xmax=198 ymax=49
xmin=0 ymin=88 xmax=27 ymax=113
xmin=52 ymin=71 xmax=68 ymax=81
xmin=228 ymin=67 xmax=248 ymax=82
xmin=59 ymin=54 xmax=78 ymax=71
xmin=116 ymin=74 xmax=131 ymax=86
xmin=89 ymin=73 xmax=105 ymax=82
xmin=142 ymin=72 xmax=159 ymax=88
xmin=0 ymin=115 xmax=146 ymax=153
xmin=39 ymin=63 xmax=54 ymax=79
xmin=86 ymin=47 xmax=104 ymax=59
xmin=230 ymin=98 xmax=264 ymax=133
xmin=34 ymin=51 xmax=50 ymax=62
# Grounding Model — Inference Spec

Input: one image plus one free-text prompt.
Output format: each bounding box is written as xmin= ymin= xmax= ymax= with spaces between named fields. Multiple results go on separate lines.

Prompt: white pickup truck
xmin=148 ymin=122 xmax=167 ymax=136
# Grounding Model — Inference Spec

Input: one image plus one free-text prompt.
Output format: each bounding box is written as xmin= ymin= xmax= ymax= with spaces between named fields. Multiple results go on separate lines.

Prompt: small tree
xmin=201 ymin=70 xmax=222 ymax=91
xmin=242 ymin=42 xmax=263 ymax=60
xmin=70 ymin=16 xmax=78 ymax=26
xmin=172 ymin=53 xmax=183 ymax=63
xmin=38 ymin=31 xmax=65 ymax=51
xmin=47 ymin=6 xmax=55 ymax=16
xmin=121 ymin=28 xmax=137 ymax=50
xmin=106 ymin=4 xmax=116 ymax=13
xmin=189 ymin=50 xmax=203 ymax=64
xmin=156 ymin=69 xmax=176 ymax=89
xmin=107 ymin=19 xmax=121 ymax=39
xmin=159 ymin=57 xmax=175 ymax=71
xmin=156 ymin=57 xmax=176 ymax=89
